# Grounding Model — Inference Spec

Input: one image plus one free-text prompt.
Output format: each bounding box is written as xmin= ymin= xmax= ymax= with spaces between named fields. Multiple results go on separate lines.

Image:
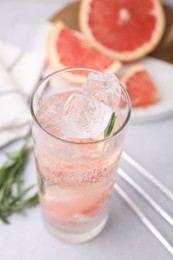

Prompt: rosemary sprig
xmin=104 ymin=112 xmax=116 ymax=138
xmin=0 ymin=141 xmax=38 ymax=223
xmin=38 ymin=172 xmax=45 ymax=194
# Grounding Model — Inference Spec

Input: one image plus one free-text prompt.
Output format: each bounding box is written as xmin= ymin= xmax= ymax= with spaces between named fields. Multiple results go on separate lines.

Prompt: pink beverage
xmin=30 ymin=68 xmax=131 ymax=243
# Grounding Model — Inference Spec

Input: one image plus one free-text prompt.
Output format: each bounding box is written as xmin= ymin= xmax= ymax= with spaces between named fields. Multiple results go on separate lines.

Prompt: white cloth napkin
xmin=0 ymin=41 xmax=46 ymax=148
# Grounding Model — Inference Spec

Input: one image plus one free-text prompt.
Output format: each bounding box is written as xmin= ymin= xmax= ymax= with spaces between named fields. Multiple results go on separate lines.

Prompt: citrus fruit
xmin=47 ymin=21 xmax=121 ymax=83
xmin=79 ymin=0 xmax=165 ymax=62
xmin=120 ymin=64 xmax=159 ymax=107
xmin=41 ymin=185 xmax=111 ymax=223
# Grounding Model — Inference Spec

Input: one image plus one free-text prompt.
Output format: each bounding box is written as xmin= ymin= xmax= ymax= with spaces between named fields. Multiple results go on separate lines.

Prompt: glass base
xmin=43 ymin=214 xmax=108 ymax=244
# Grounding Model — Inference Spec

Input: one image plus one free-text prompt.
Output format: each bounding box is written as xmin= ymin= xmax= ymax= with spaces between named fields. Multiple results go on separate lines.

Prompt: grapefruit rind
xmin=79 ymin=0 xmax=166 ymax=62
xmin=47 ymin=21 xmax=122 ymax=84
xmin=120 ymin=64 xmax=146 ymax=83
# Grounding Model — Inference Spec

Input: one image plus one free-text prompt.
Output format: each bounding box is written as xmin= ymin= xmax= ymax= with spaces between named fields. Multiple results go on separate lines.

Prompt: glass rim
xmin=30 ymin=67 xmax=131 ymax=145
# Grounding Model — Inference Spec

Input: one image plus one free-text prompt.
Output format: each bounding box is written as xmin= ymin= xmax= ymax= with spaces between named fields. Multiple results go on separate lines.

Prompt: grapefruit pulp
xmin=79 ymin=0 xmax=165 ymax=61
xmin=120 ymin=64 xmax=159 ymax=107
xmin=47 ymin=21 xmax=121 ymax=83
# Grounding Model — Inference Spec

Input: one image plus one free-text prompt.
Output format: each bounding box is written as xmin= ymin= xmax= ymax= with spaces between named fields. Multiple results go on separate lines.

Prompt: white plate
xmin=35 ymin=22 xmax=173 ymax=124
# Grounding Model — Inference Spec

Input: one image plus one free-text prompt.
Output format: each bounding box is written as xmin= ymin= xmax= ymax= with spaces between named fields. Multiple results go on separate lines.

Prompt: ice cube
xmin=60 ymin=93 xmax=113 ymax=139
xmin=83 ymin=72 xmax=121 ymax=109
xmin=37 ymin=94 xmax=65 ymax=130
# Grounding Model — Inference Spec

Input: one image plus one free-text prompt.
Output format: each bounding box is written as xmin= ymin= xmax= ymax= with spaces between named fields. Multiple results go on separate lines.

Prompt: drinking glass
xmin=30 ymin=68 xmax=131 ymax=243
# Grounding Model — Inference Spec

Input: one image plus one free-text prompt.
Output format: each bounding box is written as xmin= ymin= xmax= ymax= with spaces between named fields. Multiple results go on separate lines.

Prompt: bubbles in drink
xmin=36 ymin=92 xmax=72 ymax=136
xmin=34 ymin=71 xmax=128 ymax=237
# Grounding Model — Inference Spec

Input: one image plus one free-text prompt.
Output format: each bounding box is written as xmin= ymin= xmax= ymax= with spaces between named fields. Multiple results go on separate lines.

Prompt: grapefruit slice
xmin=41 ymin=185 xmax=110 ymax=223
xmin=120 ymin=64 xmax=159 ymax=107
xmin=79 ymin=0 xmax=165 ymax=62
xmin=47 ymin=21 xmax=121 ymax=83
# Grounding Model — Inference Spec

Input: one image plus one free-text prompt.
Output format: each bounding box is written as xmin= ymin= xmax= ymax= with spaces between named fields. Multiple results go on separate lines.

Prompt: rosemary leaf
xmin=0 ymin=141 xmax=39 ymax=223
xmin=104 ymin=112 xmax=116 ymax=138
xmin=0 ymin=212 xmax=9 ymax=224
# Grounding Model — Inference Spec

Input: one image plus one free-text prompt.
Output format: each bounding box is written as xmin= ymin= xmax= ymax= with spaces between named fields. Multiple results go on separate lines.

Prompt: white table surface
xmin=0 ymin=1 xmax=173 ymax=260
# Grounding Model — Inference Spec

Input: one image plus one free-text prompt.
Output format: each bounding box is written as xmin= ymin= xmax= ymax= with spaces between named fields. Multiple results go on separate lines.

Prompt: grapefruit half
xmin=79 ymin=0 xmax=165 ymax=62
xmin=120 ymin=64 xmax=159 ymax=107
xmin=47 ymin=21 xmax=121 ymax=83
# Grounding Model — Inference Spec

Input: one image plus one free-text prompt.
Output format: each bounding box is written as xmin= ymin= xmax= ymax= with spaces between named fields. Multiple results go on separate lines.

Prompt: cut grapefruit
xmin=47 ymin=21 xmax=121 ymax=83
xmin=41 ymin=185 xmax=110 ymax=223
xmin=120 ymin=64 xmax=159 ymax=107
xmin=79 ymin=0 xmax=165 ymax=62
